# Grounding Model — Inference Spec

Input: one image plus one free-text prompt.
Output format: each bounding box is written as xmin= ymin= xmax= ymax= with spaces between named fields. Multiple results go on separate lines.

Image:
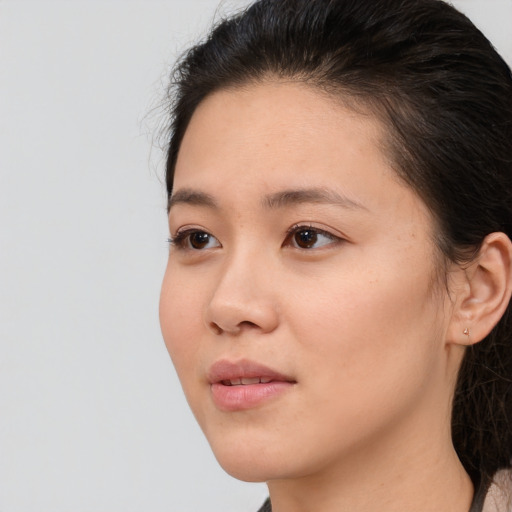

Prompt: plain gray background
xmin=1 ymin=1 xmax=511 ymax=511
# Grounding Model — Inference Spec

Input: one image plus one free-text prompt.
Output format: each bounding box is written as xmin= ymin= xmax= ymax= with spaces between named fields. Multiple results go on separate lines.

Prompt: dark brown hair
xmin=165 ymin=0 xmax=512 ymax=487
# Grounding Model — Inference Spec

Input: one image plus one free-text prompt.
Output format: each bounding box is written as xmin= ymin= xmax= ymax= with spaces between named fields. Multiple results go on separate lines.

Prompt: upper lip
xmin=207 ymin=359 xmax=295 ymax=385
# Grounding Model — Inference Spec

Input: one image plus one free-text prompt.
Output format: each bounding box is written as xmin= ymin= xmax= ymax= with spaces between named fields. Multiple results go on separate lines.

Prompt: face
xmin=160 ymin=82 xmax=457 ymax=483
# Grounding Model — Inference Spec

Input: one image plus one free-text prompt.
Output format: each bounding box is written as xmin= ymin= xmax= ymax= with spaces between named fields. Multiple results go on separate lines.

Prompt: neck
xmin=267 ymin=411 xmax=474 ymax=512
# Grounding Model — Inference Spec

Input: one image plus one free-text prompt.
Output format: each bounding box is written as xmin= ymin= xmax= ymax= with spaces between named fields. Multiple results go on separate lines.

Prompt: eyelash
xmin=168 ymin=224 xmax=341 ymax=251
xmin=284 ymin=224 xmax=340 ymax=249
xmin=167 ymin=228 xmax=218 ymax=250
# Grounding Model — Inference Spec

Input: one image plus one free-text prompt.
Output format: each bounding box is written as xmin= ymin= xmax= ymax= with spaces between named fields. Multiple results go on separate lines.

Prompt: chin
xmin=209 ymin=441 xmax=276 ymax=482
xmin=217 ymin=457 xmax=301 ymax=483
xmin=207 ymin=433 xmax=315 ymax=483
xmin=220 ymin=464 xmax=271 ymax=483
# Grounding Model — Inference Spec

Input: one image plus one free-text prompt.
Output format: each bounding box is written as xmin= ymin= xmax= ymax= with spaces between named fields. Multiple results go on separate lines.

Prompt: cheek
xmin=159 ymin=263 xmax=204 ymax=379
xmin=268 ymin=265 xmax=445 ymax=466
xmin=287 ymin=255 xmax=443 ymax=395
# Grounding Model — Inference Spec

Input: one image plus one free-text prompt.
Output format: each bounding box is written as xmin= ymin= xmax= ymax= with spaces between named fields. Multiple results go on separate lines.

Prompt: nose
xmin=204 ymin=252 xmax=280 ymax=336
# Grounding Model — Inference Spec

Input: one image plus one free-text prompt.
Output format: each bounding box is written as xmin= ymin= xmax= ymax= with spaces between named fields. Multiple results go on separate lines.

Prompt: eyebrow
xmin=263 ymin=188 xmax=367 ymax=210
xmin=168 ymin=189 xmax=218 ymax=211
xmin=168 ymin=186 xmax=366 ymax=211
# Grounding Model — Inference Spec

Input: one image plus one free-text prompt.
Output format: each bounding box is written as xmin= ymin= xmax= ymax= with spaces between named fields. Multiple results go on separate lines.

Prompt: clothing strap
xmin=257 ymin=498 xmax=271 ymax=512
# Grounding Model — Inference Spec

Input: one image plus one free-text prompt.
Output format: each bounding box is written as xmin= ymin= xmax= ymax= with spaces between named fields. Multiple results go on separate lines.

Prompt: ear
xmin=447 ymin=232 xmax=512 ymax=346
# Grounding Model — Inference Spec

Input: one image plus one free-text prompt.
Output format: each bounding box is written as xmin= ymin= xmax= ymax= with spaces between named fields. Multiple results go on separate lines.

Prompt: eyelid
xmin=168 ymin=227 xmax=221 ymax=251
xmin=284 ymin=223 xmax=344 ymax=249
xmin=167 ymin=223 xmax=345 ymax=251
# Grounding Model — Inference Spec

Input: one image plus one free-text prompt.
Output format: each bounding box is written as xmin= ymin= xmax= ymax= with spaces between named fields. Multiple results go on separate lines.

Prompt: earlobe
xmin=447 ymin=232 xmax=512 ymax=346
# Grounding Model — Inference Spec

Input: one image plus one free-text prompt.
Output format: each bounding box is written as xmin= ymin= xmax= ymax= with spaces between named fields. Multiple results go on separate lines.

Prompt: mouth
xmin=221 ymin=377 xmax=274 ymax=386
xmin=207 ymin=359 xmax=296 ymax=411
xmin=208 ymin=358 xmax=295 ymax=385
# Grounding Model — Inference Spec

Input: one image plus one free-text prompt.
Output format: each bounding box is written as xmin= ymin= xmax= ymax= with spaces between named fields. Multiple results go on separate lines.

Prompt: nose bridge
xmin=205 ymin=243 xmax=279 ymax=335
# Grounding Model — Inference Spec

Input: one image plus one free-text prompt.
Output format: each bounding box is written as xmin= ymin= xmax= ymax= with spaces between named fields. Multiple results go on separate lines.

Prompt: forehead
xmin=175 ymin=82 xmax=392 ymax=197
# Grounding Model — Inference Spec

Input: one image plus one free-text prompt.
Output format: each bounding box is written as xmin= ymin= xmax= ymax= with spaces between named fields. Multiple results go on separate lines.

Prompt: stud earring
xmin=463 ymin=328 xmax=470 ymax=336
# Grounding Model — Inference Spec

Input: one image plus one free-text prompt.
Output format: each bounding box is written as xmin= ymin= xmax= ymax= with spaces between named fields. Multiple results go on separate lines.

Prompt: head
xmin=160 ymin=0 xmax=512 ymax=488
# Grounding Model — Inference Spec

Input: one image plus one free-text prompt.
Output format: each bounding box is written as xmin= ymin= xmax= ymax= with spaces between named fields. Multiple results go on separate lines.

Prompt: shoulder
xmin=483 ymin=470 xmax=512 ymax=512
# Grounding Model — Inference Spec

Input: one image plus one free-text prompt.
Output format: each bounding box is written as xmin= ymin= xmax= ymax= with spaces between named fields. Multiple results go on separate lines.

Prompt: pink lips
xmin=208 ymin=359 xmax=296 ymax=412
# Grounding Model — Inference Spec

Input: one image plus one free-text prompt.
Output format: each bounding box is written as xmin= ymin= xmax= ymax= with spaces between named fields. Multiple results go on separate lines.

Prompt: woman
xmin=159 ymin=0 xmax=512 ymax=510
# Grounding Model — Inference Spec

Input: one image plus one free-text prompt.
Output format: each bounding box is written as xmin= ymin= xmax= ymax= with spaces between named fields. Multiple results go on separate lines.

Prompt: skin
xmin=159 ymin=82 xmax=475 ymax=512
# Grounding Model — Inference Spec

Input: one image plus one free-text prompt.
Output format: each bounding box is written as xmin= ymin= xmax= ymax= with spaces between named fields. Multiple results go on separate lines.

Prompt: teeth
xmin=241 ymin=377 xmax=261 ymax=385
xmin=221 ymin=377 xmax=273 ymax=386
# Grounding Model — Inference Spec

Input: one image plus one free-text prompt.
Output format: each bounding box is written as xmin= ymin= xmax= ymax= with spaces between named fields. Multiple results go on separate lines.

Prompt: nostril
xmin=208 ymin=320 xmax=259 ymax=336
xmin=205 ymin=295 xmax=279 ymax=335
xmin=239 ymin=320 xmax=259 ymax=330
xmin=209 ymin=322 xmax=223 ymax=335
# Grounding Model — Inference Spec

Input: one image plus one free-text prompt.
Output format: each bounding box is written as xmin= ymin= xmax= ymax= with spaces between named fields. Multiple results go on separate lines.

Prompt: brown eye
xmin=189 ymin=232 xmax=209 ymax=249
xmin=189 ymin=231 xmax=219 ymax=250
xmin=287 ymin=226 xmax=339 ymax=249
xmin=169 ymin=229 xmax=221 ymax=251
xmin=294 ymin=229 xmax=318 ymax=249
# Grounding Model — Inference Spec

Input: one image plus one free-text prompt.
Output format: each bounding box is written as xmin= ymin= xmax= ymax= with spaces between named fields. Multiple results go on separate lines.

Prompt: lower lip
xmin=210 ymin=381 xmax=294 ymax=412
